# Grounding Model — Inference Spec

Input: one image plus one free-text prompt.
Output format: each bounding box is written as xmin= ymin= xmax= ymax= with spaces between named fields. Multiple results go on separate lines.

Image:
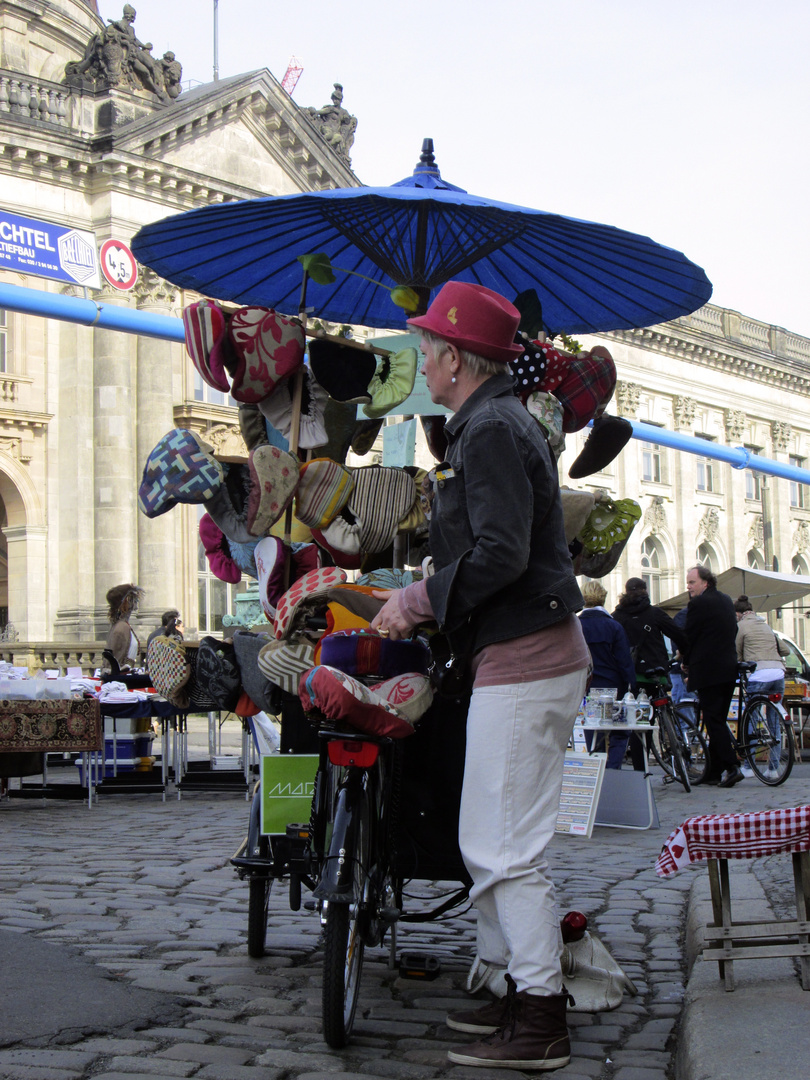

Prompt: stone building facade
xmin=1 ymin=2 xmax=808 ymax=650
xmin=563 ymin=307 xmax=810 ymax=648
xmin=0 ymin=0 xmax=357 ymax=642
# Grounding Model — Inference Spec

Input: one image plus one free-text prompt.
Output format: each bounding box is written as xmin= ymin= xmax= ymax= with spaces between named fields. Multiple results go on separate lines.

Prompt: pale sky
xmin=101 ymin=0 xmax=810 ymax=337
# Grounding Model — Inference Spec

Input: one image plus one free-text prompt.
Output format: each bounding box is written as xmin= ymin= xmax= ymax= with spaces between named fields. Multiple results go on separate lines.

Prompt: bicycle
xmin=231 ymin=673 xmax=471 ymax=1049
xmin=711 ymin=662 xmax=795 ymax=786
xmin=642 ymin=668 xmax=710 ymax=792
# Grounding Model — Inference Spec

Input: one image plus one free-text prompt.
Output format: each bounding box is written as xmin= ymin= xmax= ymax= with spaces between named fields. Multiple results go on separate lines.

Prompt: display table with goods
xmin=0 ymin=693 xmax=102 ymax=808
xmin=89 ymin=695 xmax=188 ymax=801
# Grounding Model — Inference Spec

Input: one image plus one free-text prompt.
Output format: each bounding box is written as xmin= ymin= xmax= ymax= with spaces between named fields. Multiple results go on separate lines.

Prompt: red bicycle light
xmin=652 ymin=698 xmax=669 ymax=708
xmin=327 ymin=740 xmax=379 ymax=768
xmin=768 ymin=693 xmax=783 ymax=703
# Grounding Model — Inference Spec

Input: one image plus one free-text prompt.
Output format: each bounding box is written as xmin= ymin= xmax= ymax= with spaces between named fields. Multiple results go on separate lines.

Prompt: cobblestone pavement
xmin=1 ymin=756 xmax=808 ymax=1080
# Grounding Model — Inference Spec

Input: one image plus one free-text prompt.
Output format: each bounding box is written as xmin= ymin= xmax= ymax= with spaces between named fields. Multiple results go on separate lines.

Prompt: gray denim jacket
xmin=424 ymin=373 xmax=583 ymax=656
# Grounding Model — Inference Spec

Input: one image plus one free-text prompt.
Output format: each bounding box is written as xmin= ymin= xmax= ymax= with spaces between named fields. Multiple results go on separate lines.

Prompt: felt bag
xmin=146 ymin=635 xmax=191 ymax=709
xmin=194 ymin=636 xmax=242 ymax=712
xmin=186 ymin=648 xmax=221 ymax=712
xmin=232 ymin=630 xmax=276 ymax=713
xmin=466 ymin=931 xmax=637 ymax=1013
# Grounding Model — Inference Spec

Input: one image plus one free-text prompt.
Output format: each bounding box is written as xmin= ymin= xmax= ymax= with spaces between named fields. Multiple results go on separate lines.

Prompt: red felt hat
xmin=407 ymin=281 xmax=524 ymax=364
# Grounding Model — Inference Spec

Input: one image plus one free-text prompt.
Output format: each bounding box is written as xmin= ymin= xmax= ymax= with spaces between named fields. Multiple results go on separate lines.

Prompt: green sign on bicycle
xmin=260 ymin=755 xmax=318 ymax=835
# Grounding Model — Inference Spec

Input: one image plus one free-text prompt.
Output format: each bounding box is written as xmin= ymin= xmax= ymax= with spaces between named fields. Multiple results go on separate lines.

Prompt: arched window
xmin=747 ymin=549 xmax=764 ymax=570
xmin=696 ymin=543 xmax=717 ymax=572
xmin=641 ymin=536 xmax=666 ymax=604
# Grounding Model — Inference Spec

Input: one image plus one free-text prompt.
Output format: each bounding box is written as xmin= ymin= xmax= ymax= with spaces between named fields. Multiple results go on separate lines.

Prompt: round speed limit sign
xmin=99 ymin=238 xmax=139 ymax=291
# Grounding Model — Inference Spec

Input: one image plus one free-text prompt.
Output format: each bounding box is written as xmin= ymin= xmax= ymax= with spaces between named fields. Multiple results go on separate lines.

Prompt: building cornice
xmin=606 ymin=305 xmax=810 ymax=395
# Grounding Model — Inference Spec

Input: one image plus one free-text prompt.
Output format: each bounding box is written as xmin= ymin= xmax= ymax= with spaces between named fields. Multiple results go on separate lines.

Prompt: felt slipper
xmin=556 ymin=345 xmax=617 ymax=433
xmin=348 ymin=465 xmax=418 ymax=554
xmin=420 ymin=415 xmax=448 ymax=461
xmin=258 ymin=637 xmax=316 ymax=695
xmin=560 ymin=488 xmax=596 ymax=544
xmin=247 ymin=444 xmax=300 ymax=537
xmin=259 ymin=366 xmax=329 ymax=449
xmin=138 ymin=428 xmax=223 ymax=518
xmin=363 ymin=347 xmax=418 ymax=419
xmin=568 ymin=414 xmax=633 ymax=479
xmin=294 ymin=457 xmax=354 ymax=529
xmin=311 ymin=513 xmax=363 ymax=570
xmin=229 ymin=306 xmax=306 ymax=404
xmin=309 ymin=338 xmax=376 ymax=403
xmin=199 ymin=512 xmax=242 ymax=584
xmin=273 ymin=566 xmax=348 ymax=640
xmin=182 ymin=300 xmax=234 ymax=393
xmin=239 ymin=403 xmax=270 ymax=452
xmin=203 ymin=464 xmax=255 ymax=544
xmin=254 ymin=535 xmax=287 ymax=619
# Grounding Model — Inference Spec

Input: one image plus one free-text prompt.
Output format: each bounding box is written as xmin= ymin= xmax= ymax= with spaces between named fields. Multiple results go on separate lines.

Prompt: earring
xmin=451 ymin=375 xmax=457 ymax=384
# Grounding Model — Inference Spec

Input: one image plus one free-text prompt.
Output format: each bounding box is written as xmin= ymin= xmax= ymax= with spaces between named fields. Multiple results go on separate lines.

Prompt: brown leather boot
xmin=447 ymin=984 xmax=572 ymax=1071
xmin=446 ymin=990 xmax=510 ymax=1034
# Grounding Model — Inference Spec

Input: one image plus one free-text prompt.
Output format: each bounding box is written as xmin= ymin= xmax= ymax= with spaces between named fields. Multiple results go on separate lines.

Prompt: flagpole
xmin=213 ymin=0 xmax=219 ymax=81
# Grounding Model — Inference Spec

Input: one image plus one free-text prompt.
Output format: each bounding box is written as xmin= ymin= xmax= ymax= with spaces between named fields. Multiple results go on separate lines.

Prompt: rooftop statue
xmin=305 ymin=83 xmax=357 ymax=163
xmin=65 ymin=5 xmax=182 ymax=105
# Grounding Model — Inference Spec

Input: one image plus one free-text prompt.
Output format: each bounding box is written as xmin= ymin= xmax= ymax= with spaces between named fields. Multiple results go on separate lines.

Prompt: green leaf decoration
xmin=390 ymin=286 xmax=420 ymax=313
xmin=297 ymin=252 xmax=336 ymax=285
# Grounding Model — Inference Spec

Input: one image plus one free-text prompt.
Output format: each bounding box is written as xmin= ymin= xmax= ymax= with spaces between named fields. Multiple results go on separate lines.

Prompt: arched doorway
xmin=0 ymin=457 xmax=46 ymax=641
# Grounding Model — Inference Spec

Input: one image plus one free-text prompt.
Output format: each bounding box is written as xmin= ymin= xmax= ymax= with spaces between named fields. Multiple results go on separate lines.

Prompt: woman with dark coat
xmin=579 ymin=580 xmax=636 ymax=769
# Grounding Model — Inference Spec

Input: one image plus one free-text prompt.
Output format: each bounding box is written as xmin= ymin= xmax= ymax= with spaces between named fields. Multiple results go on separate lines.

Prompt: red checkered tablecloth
xmin=655 ymin=805 xmax=810 ymax=878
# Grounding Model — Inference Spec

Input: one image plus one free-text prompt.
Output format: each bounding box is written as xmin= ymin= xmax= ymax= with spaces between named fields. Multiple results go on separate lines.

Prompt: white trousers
xmin=459 ymin=667 xmax=588 ymax=995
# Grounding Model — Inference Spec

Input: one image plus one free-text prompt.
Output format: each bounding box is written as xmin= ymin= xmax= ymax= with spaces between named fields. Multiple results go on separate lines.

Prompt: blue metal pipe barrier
xmin=2 ymin=280 xmax=810 ymax=484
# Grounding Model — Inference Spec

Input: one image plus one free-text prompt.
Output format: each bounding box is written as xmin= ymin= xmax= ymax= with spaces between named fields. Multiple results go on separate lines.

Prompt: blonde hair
xmin=581 ymin=580 xmax=607 ymax=607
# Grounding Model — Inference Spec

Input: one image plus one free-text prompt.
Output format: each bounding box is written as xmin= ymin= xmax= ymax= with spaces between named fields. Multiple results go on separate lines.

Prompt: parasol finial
xmin=413 ymin=137 xmax=440 ymax=179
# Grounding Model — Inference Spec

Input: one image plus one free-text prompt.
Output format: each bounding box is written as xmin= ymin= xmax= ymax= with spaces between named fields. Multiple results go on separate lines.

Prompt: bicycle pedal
xmin=398 ymin=952 xmax=441 ymax=980
xmin=303 ymin=899 xmax=318 ymax=911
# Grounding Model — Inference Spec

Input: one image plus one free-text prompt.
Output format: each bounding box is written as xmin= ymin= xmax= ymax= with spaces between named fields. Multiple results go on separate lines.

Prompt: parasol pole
xmin=279 ymin=271 xmax=311 ymax=590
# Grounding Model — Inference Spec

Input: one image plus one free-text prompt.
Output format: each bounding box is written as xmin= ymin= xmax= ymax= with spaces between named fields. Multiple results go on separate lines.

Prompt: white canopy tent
xmin=659 ymin=566 xmax=810 ymax=615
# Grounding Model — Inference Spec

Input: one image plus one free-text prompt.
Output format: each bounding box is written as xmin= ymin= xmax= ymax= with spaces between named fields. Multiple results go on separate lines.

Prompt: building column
xmin=3 ymin=524 xmax=48 ymax=640
xmin=134 ymin=273 xmax=179 ymax=627
xmin=93 ymin=289 xmax=136 ymax=630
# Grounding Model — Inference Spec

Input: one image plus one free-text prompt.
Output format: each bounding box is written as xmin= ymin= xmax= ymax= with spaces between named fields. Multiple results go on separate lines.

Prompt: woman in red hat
xmin=371 ymin=281 xmax=589 ymax=1071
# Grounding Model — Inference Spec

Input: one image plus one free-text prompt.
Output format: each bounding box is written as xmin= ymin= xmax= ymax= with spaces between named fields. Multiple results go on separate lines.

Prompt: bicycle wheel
xmin=322 ymin=789 xmax=370 ymax=1049
xmin=740 ymin=695 xmax=794 ymax=786
xmin=649 ymin=709 xmax=676 ymax=780
xmin=677 ymin=710 xmax=710 ymax=786
xmin=651 ymin=706 xmax=690 ymax=791
xmin=247 ymin=855 xmax=272 ymax=958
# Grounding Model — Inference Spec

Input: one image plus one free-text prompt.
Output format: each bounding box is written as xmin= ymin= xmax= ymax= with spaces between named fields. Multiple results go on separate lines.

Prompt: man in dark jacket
xmin=682 ymin=565 xmax=742 ymax=787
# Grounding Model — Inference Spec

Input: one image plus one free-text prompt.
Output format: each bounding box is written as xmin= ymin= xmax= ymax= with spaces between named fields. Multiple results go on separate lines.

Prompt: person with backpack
xmin=612 ymin=578 xmax=688 ymax=677
xmin=612 ymin=578 xmax=689 ymax=770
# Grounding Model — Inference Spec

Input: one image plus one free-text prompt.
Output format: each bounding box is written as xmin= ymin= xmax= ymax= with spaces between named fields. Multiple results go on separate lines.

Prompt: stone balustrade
xmin=0 ymin=72 xmax=68 ymax=126
xmin=0 ymin=642 xmax=116 ymax=676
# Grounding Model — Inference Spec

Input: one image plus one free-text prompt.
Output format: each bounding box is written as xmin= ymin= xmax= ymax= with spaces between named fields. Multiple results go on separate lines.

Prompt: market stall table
xmin=0 ymin=697 xmax=101 ymax=808
xmin=656 ymin=805 xmax=810 ymax=990
xmin=96 ymin=696 xmax=188 ymax=801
